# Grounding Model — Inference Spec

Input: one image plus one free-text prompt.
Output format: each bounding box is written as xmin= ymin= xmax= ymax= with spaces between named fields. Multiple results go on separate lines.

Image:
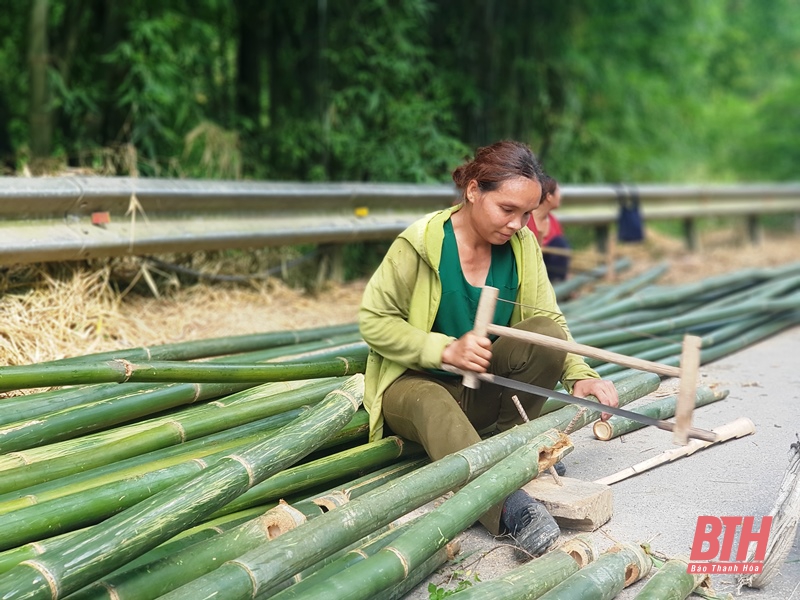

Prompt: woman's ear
xmin=466 ymin=179 xmax=479 ymax=203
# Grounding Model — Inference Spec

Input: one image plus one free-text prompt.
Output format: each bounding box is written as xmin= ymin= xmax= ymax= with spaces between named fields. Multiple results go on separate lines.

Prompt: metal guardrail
xmin=0 ymin=177 xmax=798 ymax=266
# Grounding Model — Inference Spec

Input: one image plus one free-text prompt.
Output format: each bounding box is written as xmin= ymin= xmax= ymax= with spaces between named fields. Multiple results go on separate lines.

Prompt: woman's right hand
xmin=441 ymin=332 xmax=492 ymax=372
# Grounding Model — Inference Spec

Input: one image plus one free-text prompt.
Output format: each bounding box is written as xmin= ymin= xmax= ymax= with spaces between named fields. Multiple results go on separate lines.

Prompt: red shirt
xmin=527 ymin=214 xmax=563 ymax=246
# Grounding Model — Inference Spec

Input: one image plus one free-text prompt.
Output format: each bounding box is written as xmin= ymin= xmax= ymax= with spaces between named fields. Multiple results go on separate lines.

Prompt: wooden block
xmin=522 ymin=476 xmax=613 ymax=532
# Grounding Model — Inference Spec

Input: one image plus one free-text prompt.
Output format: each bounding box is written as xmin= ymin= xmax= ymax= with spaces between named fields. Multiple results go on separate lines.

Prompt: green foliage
xmin=427 ymin=570 xmax=481 ymax=599
xmin=2 ymin=0 xmax=799 ymax=183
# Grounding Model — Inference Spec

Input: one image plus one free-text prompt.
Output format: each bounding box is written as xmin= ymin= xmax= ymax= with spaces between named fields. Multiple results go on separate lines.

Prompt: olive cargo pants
xmin=382 ymin=316 xmax=568 ymax=535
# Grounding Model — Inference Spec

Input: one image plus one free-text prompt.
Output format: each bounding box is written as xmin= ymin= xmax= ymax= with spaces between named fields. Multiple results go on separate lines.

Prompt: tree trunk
xmin=29 ymin=0 xmax=51 ymax=161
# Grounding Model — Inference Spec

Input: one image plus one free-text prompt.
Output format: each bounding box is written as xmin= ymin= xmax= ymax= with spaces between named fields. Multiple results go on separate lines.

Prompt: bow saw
xmin=453 ymin=286 xmax=718 ymax=444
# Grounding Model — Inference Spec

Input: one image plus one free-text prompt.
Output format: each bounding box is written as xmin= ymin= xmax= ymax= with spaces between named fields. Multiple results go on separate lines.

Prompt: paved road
xmin=405 ymin=325 xmax=800 ymax=599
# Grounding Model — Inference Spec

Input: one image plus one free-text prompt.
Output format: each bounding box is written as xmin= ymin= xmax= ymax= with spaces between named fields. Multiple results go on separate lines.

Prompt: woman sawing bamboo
xmin=358 ymin=139 xmax=619 ymax=556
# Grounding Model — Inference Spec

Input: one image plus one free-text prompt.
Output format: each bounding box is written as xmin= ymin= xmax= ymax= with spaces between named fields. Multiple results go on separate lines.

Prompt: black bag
xmin=617 ymin=185 xmax=645 ymax=242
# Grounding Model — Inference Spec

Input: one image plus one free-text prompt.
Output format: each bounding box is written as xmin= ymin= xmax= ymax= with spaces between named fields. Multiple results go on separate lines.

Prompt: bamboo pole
xmin=0 ymin=411 xmax=370 ymax=549
xmin=275 ymin=434 xmax=574 ymax=600
xmin=208 ymin=435 xmax=423 ymax=519
xmin=68 ymin=460 xmax=429 ymax=600
xmin=428 ymin=536 xmax=598 ymax=600
xmin=249 ymin=518 xmax=416 ymax=599
xmin=0 ymin=355 xmax=366 ymax=391
xmin=634 ymin=556 xmax=706 ymax=599
xmin=0 ymin=448 xmax=427 ymax=580
xmin=0 ymin=378 xmax=341 ymax=494
xmin=45 ymin=323 xmax=359 ymax=366
xmin=158 ymin=429 xmax=572 ymax=600
xmin=537 ymin=542 xmax=652 ymax=599
xmin=0 ymin=378 xmax=338 ymax=473
xmin=578 ymin=296 xmax=800 ymax=348
xmin=595 ymin=418 xmax=756 ymax=485
xmin=0 ymin=356 xmax=364 ymax=454
xmin=737 ymin=436 xmax=800 ymax=590
xmin=0 ymin=375 xmax=363 ymax=600
xmin=552 ymin=258 xmax=632 ymax=300
xmin=64 ymin=497 xmax=342 ymax=600
xmin=381 ymin=542 xmax=461 ymax=600
xmin=593 ymin=387 xmax=728 ymax=441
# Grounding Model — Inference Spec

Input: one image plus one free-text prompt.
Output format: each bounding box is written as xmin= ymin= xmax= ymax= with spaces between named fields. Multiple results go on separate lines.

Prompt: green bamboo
xmin=589 ymin=312 xmax=775 ymax=375
xmin=65 ymin=497 xmax=341 ymax=600
xmin=440 ymin=537 xmax=598 ymax=599
xmin=67 ymin=456 xmax=424 ymax=600
xmin=381 ymin=543 xmax=459 ymax=600
xmin=0 ymin=378 xmax=342 ymax=495
xmin=0 ymin=356 xmax=364 ymax=454
xmin=634 ymin=557 xmax=705 ymax=600
xmin=275 ymin=434 xmax=570 ymax=600
xmin=537 ymin=543 xmax=652 ymax=600
xmin=0 ymin=355 xmax=366 ymax=391
xmin=267 ymin=521 xmax=415 ymax=599
xmin=0 ymin=333 xmax=361 ymax=416
xmin=537 ymin=371 xmax=660 ymax=419
xmin=153 ymin=373 xmax=653 ymax=600
xmin=46 ymin=323 xmax=359 ymax=366
xmin=0 ymin=410 xmax=369 ymax=550
xmin=0 ymin=377 xmax=337 ymax=472
xmin=154 ymin=426 xmax=575 ymax=600
xmin=574 ymin=263 xmax=669 ymax=308
xmin=577 ymin=269 xmax=764 ymax=322
xmin=3 ymin=472 xmax=402 ymax=579
xmin=0 ymin=375 xmax=364 ymax=600
xmin=0 ymin=408 xmax=309 ymax=510
xmin=1 ymin=502 xmax=301 ymax=578
xmin=552 ymin=258 xmax=632 ymax=300
xmin=593 ymin=387 xmax=728 ymax=440
xmin=579 ymin=295 xmax=800 ymax=348
xmin=570 ymin=301 xmax=705 ymax=338
xmin=598 ymin=311 xmax=800 ymax=381
xmin=208 ymin=434 xmax=423 ymax=518
xmin=695 ymin=268 xmax=800 ymax=310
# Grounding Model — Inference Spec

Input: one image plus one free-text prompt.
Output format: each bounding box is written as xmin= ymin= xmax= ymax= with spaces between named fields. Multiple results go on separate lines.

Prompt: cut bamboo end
xmin=556 ymin=534 xmax=598 ymax=567
xmin=258 ymin=500 xmax=307 ymax=540
xmin=536 ymin=432 xmax=574 ymax=475
xmin=462 ymin=286 xmax=498 ymax=389
xmin=607 ymin=542 xmax=652 ymax=587
xmin=593 ymin=420 xmax=613 ymax=441
xmin=674 ymin=334 xmax=702 ymax=445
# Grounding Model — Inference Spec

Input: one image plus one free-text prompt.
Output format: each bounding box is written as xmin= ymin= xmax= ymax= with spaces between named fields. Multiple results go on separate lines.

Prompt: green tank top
xmin=432 ymin=218 xmax=518 ymax=340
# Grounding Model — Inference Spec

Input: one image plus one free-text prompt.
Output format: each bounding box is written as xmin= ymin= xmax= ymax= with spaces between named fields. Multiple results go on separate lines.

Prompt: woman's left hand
xmin=572 ymin=378 xmax=619 ymax=422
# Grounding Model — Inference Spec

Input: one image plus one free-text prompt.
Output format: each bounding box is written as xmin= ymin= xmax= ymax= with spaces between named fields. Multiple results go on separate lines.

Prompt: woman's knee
xmin=514 ymin=316 xmax=568 ymax=341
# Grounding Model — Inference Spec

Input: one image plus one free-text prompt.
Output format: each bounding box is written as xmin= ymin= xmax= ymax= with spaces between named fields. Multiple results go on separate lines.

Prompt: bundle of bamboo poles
xmin=0 ymin=263 xmax=797 ymax=599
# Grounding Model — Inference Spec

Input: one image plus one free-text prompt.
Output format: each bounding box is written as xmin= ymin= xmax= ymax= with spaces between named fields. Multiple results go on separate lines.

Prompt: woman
xmin=528 ymin=175 xmax=570 ymax=282
xmin=359 ymin=140 xmax=618 ymax=555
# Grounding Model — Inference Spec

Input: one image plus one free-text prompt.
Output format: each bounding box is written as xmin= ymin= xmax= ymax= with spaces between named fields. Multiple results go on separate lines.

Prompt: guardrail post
xmin=682 ymin=218 xmax=699 ymax=251
xmin=746 ymin=215 xmax=762 ymax=245
xmin=316 ymin=244 xmax=345 ymax=286
xmin=594 ymin=224 xmax=609 ymax=253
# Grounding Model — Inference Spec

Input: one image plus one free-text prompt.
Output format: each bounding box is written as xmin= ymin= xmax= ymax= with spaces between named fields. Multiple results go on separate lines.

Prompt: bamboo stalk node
xmin=313 ymin=491 xmax=349 ymax=512
xmin=19 ymin=560 xmax=59 ymax=598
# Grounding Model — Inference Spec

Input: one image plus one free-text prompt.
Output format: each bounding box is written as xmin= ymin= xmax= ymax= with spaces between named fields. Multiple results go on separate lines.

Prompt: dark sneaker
xmin=553 ymin=460 xmax=567 ymax=476
xmin=501 ymin=490 xmax=561 ymax=556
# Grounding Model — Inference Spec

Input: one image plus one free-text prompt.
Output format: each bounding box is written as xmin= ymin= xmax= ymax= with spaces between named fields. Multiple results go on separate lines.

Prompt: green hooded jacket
xmin=359 ymin=204 xmax=599 ymax=441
